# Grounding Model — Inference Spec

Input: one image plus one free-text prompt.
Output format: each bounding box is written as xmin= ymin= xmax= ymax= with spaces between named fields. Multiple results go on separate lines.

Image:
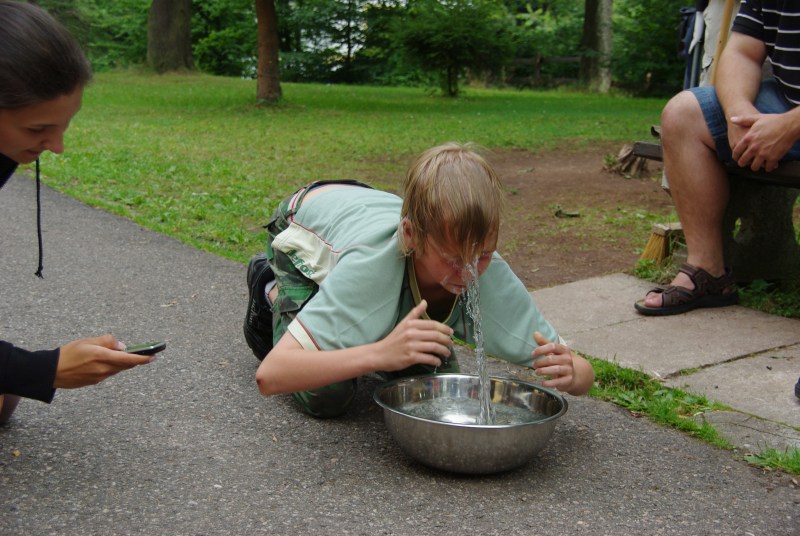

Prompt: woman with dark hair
xmin=0 ymin=1 xmax=153 ymax=424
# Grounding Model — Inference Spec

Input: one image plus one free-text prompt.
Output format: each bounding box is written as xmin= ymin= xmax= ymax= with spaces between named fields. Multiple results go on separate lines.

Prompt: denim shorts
xmin=691 ymin=79 xmax=800 ymax=164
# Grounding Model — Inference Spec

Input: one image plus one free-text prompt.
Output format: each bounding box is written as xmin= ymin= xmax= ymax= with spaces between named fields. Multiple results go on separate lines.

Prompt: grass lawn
xmin=34 ymin=70 xmax=666 ymax=264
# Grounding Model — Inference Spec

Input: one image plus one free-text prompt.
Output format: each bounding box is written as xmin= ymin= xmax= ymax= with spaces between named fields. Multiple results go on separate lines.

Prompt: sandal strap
xmin=677 ymin=263 xmax=736 ymax=296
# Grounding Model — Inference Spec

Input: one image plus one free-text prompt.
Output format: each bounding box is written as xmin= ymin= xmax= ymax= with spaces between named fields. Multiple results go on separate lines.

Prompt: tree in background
xmin=147 ymin=0 xmax=194 ymax=73
xmin=35 ymin=0 xmax=149 ymax=69
xmin=612 ymin=0 xmax=686 ymax=95
xmin=34 ymin=0 xmax=686 ymax=96
xmin=580 ymin=0 xmax=611 ymax=92
xmin=256 ymin=0 xmax=282 ymax=103
xmin=510 ymin=0 xmax=584 ymax=87
xmin=395 ymin=0 xmax=515 ymax=96
xmin=192 ymin=0 xmax=257 ymax=77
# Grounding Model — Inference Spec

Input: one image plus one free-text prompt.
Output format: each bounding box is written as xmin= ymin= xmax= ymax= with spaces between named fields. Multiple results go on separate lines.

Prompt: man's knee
xmin=661 ymin=90 xmax=703 ymax=140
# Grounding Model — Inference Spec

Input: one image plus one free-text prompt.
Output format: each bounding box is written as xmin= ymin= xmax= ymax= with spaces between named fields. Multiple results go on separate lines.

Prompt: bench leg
xmin=722 ymin=180 xmax=800 ymax=283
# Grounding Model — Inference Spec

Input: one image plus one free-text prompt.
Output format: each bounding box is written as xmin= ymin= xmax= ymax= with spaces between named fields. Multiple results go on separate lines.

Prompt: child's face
xmin=0 ymin=87 xmax=83 ymax=164
xmin=416 ymin=233 xmax=496 ymax=295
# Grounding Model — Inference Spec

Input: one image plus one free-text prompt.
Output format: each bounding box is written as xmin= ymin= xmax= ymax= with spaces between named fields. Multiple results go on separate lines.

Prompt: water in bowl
xmin=399 ymin=396 xmax=547 ymax=425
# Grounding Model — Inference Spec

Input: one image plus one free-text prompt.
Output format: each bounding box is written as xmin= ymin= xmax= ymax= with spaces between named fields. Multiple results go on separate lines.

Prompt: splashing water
xmin=463 ymin=262 xmax=496 ymax=425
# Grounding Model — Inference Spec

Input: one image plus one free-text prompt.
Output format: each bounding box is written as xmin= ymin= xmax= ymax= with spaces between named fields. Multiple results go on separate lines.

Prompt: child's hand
xmin=376 ymin=300 xmax=453 ymax=371
xmin=531 ymin=331 xmax=578 ymax=393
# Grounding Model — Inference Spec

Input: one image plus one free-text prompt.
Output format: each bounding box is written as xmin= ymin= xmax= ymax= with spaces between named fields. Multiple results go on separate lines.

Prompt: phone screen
xmin=125 ymin=341 xmax=166 ymax=356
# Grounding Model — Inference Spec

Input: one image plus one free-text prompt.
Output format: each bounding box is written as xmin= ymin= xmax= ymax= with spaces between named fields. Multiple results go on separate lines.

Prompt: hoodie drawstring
xmin=34 ymin=158 xmax=43 ymax=279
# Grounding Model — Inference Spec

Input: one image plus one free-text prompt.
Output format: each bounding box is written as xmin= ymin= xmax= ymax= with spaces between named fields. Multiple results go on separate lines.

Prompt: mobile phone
xmin=124 ymin=341 xmax=166 ymax=356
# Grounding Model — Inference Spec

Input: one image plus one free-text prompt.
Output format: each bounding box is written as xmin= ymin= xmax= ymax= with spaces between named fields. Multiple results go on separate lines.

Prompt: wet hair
xmin=400 ymin=142 xmax=506 ymax=261
xmin=0 ymin=1 xmax=92 ymax=109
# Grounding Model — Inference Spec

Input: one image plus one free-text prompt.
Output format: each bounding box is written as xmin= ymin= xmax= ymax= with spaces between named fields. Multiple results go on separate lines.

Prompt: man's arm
xmin=716 ymin=32 xmax=766 ymax=139
xmin=717 ymin=32 xmax=800 ymax=170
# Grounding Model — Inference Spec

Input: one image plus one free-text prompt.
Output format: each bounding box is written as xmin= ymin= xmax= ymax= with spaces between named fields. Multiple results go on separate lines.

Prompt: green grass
xmin=745 ymin=447 xmax=800 ymax=474
xmin=588 ymin=357 xmax=732 ymax=449
xmin=588 ymin=356 xmax=800 ymax=474
xmin=739 ymin=279 xmax=800 ymax=318
xmin=30 ymin=71 xmax=666 ymax=263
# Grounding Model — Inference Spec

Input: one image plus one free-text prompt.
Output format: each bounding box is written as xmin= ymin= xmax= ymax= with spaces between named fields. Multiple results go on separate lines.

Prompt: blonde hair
xmin=400 ymin=142 xmax=505 ymax=261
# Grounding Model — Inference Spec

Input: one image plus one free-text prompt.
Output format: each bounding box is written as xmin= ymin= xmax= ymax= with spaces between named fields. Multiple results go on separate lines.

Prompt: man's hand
xmin=730 ymin=112 xmax=798 ymax=172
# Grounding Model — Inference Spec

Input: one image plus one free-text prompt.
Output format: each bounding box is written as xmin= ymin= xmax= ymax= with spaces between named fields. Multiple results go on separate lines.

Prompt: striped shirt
xmin=733 ymin=0 xmax=800 ymax=104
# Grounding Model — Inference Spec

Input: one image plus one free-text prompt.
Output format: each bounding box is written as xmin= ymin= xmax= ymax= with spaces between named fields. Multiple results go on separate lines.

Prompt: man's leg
xmin=643 ymin=89 xmax=731 ymax=308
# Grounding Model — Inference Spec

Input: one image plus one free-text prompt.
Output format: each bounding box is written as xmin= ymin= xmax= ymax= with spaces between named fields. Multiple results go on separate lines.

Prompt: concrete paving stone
xmin=534 ymin=276 xmax=800 ymax=380
xmin=690 ymin=410 xmax=800 ymax=452
xmin=532 ymin=273 xmax=653 ymax=334
xmin=665 ymin=346 xmax=800 ymax=428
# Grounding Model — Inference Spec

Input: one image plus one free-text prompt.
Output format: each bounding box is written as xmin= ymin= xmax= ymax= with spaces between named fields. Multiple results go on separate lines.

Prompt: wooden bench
xmin=633 ymin=138 xmax=800 ymax=283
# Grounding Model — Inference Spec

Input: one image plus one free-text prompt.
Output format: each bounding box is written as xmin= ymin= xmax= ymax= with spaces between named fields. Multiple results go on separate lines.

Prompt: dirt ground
xmin=483 ymin=143 xmax=673 ymax=290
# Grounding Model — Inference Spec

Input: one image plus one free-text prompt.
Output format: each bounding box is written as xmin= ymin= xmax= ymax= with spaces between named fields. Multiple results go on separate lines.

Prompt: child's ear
xmin=401 ymin=218 xmax=417 ymax=250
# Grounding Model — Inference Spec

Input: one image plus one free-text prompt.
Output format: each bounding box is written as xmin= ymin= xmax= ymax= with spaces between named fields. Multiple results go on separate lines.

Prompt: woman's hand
xmin=54 ymin=334 xmax=154 ymax=389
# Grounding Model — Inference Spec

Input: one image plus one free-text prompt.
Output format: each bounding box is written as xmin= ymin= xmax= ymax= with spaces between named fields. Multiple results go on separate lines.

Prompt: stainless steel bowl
xmin=374 ymin=373 xmax=567 ymax=474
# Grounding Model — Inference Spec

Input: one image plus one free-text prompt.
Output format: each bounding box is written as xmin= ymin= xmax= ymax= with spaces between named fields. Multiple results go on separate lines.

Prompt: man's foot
xmin=634 ymin=263 xmax=739 ymax=316
xmin=244 ymin=254 xmax=275 ymax=361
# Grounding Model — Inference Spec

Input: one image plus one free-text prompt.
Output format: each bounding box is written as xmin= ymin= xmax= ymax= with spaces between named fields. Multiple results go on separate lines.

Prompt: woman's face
xmin=407 ymin=222 xmax=497 ymax=296
xmin=0 ymin=87 xmax=83 ymax=164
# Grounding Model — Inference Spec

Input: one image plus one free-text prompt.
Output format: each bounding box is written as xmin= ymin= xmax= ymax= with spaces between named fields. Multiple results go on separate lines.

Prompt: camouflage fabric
xmin=264 ymin=180 xmax=459 ymax=418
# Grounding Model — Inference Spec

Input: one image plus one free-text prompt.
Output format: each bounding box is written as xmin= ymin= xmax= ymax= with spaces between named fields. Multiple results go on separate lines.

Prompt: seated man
xmin=635 ymin=0 xmax=800 ymax=317
xmin=245 ymin=143 xmax=594 ymax=418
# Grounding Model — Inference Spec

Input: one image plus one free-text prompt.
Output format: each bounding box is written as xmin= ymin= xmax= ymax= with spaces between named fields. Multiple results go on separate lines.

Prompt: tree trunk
xmin=256 ymin=0 xmax=282 ymax=104
xmin=580 ymin=0 xmax=612 ymax=93
xmin=147 ymin=0 xmax=193 ymax=74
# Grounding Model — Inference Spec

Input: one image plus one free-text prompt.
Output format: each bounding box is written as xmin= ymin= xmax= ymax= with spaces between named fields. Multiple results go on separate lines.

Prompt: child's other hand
xmin=531 ymin=331 xmax=577 ymax=392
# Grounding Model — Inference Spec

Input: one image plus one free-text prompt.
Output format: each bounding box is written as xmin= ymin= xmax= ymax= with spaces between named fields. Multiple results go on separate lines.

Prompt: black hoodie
xmin=0 ymin=154 xmax=58 ymax=403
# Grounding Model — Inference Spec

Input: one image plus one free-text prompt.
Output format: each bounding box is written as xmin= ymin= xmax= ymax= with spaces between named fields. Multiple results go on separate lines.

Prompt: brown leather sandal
xmin=634 ymin=263 xmax=739 ymax=316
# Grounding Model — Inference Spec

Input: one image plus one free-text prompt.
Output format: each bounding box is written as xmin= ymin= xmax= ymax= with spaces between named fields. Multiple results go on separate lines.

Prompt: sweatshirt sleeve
xmin=0 ymin=340 xmax=59 ymax=403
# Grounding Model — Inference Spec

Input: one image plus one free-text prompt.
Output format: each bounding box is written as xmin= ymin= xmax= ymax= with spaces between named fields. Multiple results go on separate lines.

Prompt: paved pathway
xmin=0 ymin=176 xmax=797 ymax=535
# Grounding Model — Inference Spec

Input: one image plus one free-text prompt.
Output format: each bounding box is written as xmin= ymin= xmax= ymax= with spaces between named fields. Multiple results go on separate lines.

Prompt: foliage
xmin=632 ymin=258 xmax=678 ymax=284
xmin=744 ymin=447 xmax=800 ymax=475
xmin=588 ymin=357 xmax=731 ymax=448
xmin=612 ymin=0 xmax=686 ymax=96
xmin=591 ymin=356 xmax=800 ymax=475
xmin=37 ymin=0 xmax=694 ymax=94
xmin=192 ymin=0 xmax=258 ymax=77
xmin=277 ymin=0 xmax=371 ymax=83
xmin=509 ymin=0 xmax=584 ymax=86
xmin=739 ymin=279 xmax=800 ymax=319
xmin=37 ymin=0 xmax=149 ymax=70
xmin=393 ymin=0 xmax=516 ymax=96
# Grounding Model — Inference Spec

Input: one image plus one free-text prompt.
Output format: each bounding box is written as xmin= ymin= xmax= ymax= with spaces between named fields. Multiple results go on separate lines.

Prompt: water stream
xmin=463 ymin=263 xmax=496 ymax=425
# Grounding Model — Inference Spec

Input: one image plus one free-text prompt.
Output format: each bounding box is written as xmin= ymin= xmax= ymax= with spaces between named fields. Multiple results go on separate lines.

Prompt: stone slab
xmin=533 ymin=275 xmax=800 ymax=380
xmin=665 ymin=346 xmax=800 ymax=428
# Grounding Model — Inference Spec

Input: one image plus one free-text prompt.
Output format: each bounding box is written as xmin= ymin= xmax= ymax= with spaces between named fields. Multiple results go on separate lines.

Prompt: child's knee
xmin=292 ymin=379 xmax=357 ymax=418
